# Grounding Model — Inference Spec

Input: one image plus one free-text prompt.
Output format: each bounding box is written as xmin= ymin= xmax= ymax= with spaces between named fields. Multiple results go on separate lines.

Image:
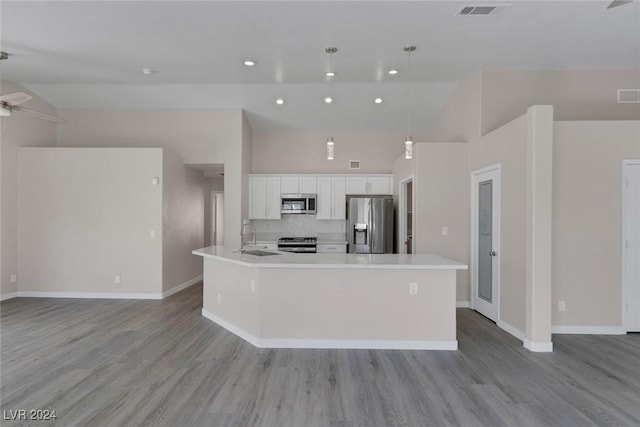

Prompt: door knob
xmin=489 ymin=250 xmax=497 ymax=256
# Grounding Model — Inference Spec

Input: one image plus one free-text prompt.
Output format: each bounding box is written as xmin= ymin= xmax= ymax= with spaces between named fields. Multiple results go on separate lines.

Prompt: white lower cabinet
xmin=316 ymin=177 xmax=346 ymax=220
xmin=317 ymin=244 xmax=347 ymax=253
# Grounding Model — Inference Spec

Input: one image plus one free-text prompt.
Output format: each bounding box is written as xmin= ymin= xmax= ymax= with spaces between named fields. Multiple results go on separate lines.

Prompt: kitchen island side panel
xmin=202 ymin=259 xmax=260 ymax=338
xmin=258 ymin=268 xmax=456 ymax=342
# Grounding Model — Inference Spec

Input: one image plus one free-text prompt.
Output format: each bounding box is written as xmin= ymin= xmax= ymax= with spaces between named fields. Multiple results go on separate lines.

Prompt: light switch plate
xmin=442 ymin=227 xmax=449 ymax=236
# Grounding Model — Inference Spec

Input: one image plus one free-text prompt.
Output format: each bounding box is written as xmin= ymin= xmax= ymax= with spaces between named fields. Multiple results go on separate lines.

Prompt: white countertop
xmin=193 ymin=246 xmax=468 ymax=270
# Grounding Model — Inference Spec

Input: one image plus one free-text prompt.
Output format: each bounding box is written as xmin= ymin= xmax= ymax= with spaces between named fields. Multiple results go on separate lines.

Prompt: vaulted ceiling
xmin=1 ymin=1 xmax=638 ymax=137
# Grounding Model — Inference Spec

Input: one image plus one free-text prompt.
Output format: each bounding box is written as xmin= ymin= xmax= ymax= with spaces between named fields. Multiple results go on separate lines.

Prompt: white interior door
xmin=471 ymin=165 xmax=501 ymax=322
xmin=623 ymin=161 xmax=640 ymax=332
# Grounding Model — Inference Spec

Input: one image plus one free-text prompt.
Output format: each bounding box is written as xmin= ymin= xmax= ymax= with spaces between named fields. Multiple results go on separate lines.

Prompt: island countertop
xmin=192 ymin=246 xmax=467 ymax=270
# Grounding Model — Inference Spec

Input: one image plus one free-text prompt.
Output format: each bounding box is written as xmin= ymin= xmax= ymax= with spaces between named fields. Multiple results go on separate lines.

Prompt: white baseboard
xmin=0 ymin=292 xmax=18 ymax=301
xmin=202 ymin=308 xmax=458 ymax=351
xmin=15 ymin=291 xmax=163 ymax=300
xmin=456 ymin=301 xmax=470 ymax=308
xmin=162 ymin=275 xmax=202 ymax=298
xmin=552 ymin=325 xmax=626 ymax=335
xmin=497 ymin=319 xmax=525 ymax=341
xmin=498 ymin=320 xmax=553 ymax=352
xmin=524 ymin=339 xmax=553 ymax=353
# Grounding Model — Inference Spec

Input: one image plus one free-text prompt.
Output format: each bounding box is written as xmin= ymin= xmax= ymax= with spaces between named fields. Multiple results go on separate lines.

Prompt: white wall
xmin=481 ymin=70 xmax=640 ymax=135
xmin=0 ymin=81 xmax=57 ymax=298
xmin=252 ymin=129 xmax=399 ymax=174
xmin=17 ymin=148 xmax=163 ymax=296
xmin=469 ymin=115 xmax=528 ymax=333
xmin=553 ymin=120 xmax=640 ymax=327
xmin=57 ymin=109 xmax=246 ymax=246
xmin=414 ymin=143 xmax=470 ymax=303
xmin=423 ymin=71 xmax=482 ymax=143
xmin=162 ymin=150 xmax=206 ymax=292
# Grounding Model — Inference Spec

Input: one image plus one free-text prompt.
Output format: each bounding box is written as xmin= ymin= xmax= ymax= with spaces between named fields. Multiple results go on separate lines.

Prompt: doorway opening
xmin=623 ymin=160 xmax=640 ymax=332
xmin=399 ymin=177 xmax=414 ymax=254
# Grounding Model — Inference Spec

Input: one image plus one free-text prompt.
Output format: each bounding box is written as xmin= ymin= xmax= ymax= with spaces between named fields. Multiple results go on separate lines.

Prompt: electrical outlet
xmin=150 ymin=230 xmax=156 ymax=239
xmin=10 ymin=274 xmax=17 ymax=283
xmin=217 ymin=293 xmax=222 ymax=305
xmin=114 ymin=275 xmax=121 ymax=284
xmin=442 ymin=227 xmax=449 ymax=236
xmin=558 ymin=300 xmax=566 ymax=312
xmin=409 ymin=282 xmax=418 ymax=296
xmin=250 ymin=279 xmax=256 ymax=293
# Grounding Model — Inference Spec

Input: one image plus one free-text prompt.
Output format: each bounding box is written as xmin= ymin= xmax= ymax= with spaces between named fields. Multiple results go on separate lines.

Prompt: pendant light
xmin=326 ymin=136 xmax=335 ymax=160
xmin=404 ymin=46 xmax=416 ymax=159
xmin=325 ymin=47 xmax=338 ymax=160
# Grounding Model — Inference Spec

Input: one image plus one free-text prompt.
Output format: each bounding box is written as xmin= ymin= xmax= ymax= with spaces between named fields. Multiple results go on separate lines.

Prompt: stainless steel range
xmin=277 ymin=237 xmax=317 ymax=253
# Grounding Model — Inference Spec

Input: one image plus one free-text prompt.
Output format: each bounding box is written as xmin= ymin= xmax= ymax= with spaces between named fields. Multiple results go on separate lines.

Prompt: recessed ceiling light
xmin=276 ymin=98 xmax=285 ymax=105
xmin=142 ymin=68 xmax=157 ymax=75
xmin=325 ymin=71 xmax=336 ymax=77
xmin=324 ymin=97 xmax=333 ymax=104
xmin=244 ymin=60 xmax=256 ymax=67
xmin=388 ymin=69 xmax=398 ymax=75
xmin=374 ymin=97 xmax=383 ymax=104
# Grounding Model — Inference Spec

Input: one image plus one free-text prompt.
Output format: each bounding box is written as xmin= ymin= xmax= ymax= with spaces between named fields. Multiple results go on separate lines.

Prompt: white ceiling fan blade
xmin=12 ymin=106 xmax=62 ymax=123
xmin=0 ymin=92 xmax=33 ymax=106
xmin=607 ymin=0 xmax=634 ymax=9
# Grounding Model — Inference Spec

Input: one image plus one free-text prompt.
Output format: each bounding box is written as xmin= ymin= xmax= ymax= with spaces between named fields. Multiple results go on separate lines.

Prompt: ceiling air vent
xmin=349 ymin=160 xmax=361 ymax=169
xmin=618 ymin=89 xmax=640 ymax=103
xmin=457 ymin=4 xmax=511 ymax=16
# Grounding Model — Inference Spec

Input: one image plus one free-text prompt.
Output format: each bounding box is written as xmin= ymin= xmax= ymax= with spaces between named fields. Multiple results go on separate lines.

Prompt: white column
xmin=524 ymin=105 xmax=554 ymax=352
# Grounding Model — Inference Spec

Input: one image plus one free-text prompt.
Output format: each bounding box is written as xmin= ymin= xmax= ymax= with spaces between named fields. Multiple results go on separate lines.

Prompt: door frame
xmin=470 ymin=163 xmax=501 ymax=322
xmin=622 ymin=159 xmax=640 ymax=332
xmin=398 ymin=176 xmax=415 ymax=254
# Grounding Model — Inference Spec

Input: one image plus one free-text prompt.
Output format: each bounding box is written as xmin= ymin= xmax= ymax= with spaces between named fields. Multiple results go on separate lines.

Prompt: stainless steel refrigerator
xmin=346 ymin=195 xmax=394 ymax=254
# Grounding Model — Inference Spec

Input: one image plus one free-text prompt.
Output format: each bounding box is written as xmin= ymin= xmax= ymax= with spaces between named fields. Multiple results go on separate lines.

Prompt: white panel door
xmin=471 ymin=165 xmax=501 ymax=322
xmin=624 ymin=161 xmax=640 ymax=332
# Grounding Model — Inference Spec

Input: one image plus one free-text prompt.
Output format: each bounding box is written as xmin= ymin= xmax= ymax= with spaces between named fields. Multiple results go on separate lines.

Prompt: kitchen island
xmin=192 ymin=246 xmax=467 ymax=350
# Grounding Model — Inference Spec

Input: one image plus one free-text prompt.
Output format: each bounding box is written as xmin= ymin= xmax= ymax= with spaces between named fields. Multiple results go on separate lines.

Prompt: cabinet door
xmin=250 ymin=176 xmax=267 ymax=219
xmin=281 ymin=176 xmax=299 ymax=194
xmin=317 ymin=244 xmax=347 ymax=253
xmin=299 ymin=176 xmax=317 ymax=194
xmin=332 ymin=177 xmax=346 ymax=219
xmin=265 ymin=177 xmax=282 ymax=219
xmin=316 ymin=177 xmax=333 ymax=219
xmin=345 ymin=176 xmax=368 ymax=194
xmin=368 ymin=176 xmax=392 ymax=194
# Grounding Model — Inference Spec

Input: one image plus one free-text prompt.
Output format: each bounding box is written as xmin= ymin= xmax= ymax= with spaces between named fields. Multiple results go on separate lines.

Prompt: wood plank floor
xmin=1 ymin=283 xmax=639 ymax=426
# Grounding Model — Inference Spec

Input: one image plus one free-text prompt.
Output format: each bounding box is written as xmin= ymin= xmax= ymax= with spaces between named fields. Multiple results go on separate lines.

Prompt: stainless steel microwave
xmin=281 ymin=194 xmax=317 ymax=215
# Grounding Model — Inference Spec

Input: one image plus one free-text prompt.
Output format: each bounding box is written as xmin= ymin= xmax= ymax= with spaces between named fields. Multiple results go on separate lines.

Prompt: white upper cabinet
xmin=299 ymin=176 xmax=317 ymax=194
xmin=281 ymin=176 xmax=317 ymax=194
xmin=250 ymin=176 xmax=281 ymax=220
xmin=345 ymin=175 xmax=393 ymax=195
xmin=317 ymin=177 xmax=346 ymax=220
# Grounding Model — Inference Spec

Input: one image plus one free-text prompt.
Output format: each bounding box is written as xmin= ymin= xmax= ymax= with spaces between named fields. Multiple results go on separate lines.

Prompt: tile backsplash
xmin=253 ymin=215 xmax=345 ymax=237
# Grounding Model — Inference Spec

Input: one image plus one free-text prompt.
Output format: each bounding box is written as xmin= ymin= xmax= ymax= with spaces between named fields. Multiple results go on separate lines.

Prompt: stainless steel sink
xmin=242 ymin=249 xmax=280 ymax=257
